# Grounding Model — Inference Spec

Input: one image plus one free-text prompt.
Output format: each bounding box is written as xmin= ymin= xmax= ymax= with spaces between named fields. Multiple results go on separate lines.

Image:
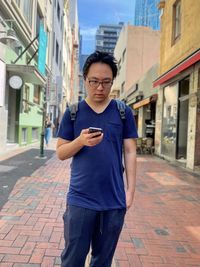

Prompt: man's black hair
xmin=83 ymin=51 xmax=118 ymax=80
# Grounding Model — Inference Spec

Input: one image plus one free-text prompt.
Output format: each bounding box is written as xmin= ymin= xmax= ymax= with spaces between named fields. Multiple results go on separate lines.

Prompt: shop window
xmin=172 ymin=0 xmax=181 ymax=44
xmin=162 ymin=84 xmax=178 ymax=158
xmin=33 ymin=86 xmax=40 ymax=104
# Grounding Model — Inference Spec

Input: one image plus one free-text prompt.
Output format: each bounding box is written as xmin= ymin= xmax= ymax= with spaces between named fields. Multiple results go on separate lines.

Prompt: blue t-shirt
xmin=57 ymin=99 xmax=138 ymax=210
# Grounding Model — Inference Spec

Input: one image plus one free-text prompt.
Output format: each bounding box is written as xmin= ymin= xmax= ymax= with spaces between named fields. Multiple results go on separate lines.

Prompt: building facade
xmin=62 ymin=0 xmax=73 ymax=113
xmin=79 ymin=53 xmax=88 ymax=101
xmin=111 ymin=25 xmax=160 ymax=100
xmin=95 ymin=23 xmax=123 ymax=55
xmin=127 ymin=64 xmax=159 ymax=144
xmin=48 ymin=0 xmax=64 ymax=134
xmin=134 ymin=0 xmax=160 ymax=30
xmin=154 ymin=0 xmax=200 ymax=171
xmin=0 ymin=0 xmax=51 ymax=151
xmin=69 ymin=0 xmax=79 ymax=103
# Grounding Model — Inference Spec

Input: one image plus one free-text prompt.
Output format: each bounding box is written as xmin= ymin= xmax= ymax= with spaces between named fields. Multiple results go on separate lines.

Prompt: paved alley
xmin=0 ymin=151 xmax=200 ymax=266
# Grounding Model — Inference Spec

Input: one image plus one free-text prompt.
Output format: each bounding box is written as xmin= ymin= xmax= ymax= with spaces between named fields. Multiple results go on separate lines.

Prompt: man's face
xmin=84 ymin=62 xmax=113 ymax=103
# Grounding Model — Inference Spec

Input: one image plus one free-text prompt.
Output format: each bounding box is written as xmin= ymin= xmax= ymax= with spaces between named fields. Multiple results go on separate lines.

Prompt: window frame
xmin=172 ymin=0 xmax=181 ymax=45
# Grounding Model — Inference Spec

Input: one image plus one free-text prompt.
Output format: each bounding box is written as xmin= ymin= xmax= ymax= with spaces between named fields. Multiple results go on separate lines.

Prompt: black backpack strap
xmin=116 ymin=99 xmax=126 ymax=120
xmin=69 ymin=102 xmax=79 ymax=121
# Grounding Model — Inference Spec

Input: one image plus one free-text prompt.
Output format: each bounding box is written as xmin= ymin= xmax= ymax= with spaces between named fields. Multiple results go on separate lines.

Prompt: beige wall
xmin=113 ymin=25 xmax=160 ymax=97
xmin=159 ymin=0 xmax=200 ymax=75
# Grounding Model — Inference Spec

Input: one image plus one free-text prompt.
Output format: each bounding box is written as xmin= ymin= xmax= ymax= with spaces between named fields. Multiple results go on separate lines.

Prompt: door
xmin=7 ymin=88 xmax=20 ymax=143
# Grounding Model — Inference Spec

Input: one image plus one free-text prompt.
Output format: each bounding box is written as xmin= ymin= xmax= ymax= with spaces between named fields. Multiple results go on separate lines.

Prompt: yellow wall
xmin=159 ymin=0 xmax=200 ymax=75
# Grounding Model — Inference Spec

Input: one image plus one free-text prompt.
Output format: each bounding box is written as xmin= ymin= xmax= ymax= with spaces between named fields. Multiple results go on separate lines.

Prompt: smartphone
xmin=88 ymin=127 xmax=103 ymax=137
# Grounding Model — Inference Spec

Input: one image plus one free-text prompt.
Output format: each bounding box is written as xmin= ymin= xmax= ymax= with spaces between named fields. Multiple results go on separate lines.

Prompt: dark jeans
xmin=61 ymin=205 xmax=126 ymax=267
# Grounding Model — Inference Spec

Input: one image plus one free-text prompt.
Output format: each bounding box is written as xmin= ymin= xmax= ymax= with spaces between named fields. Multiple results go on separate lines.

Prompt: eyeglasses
xmin=87 ymin=79 xmax=113 ymax=89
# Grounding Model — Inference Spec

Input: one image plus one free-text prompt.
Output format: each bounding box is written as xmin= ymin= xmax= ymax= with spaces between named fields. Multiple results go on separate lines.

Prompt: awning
xmin=6 ymin=64 xmax=46 ymax=86
xmin=133 ymin=94 xmax=158 ymax=109
xmin=153 ymin=49 xmax=200 ymax=87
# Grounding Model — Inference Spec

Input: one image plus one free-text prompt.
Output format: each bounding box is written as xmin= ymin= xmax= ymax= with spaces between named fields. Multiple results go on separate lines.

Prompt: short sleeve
xmin=123 ymin=106 xmax=138 ymax=139
xmin=57 ymin=108 xmax=74 ymax=141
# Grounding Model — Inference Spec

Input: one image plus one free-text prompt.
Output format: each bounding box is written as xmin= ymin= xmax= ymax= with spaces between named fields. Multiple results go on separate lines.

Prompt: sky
xmin=77 ymin=0 xmax=136 ymax=55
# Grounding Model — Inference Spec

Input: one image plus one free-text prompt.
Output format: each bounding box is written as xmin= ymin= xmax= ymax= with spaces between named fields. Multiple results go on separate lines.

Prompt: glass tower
xmin=134 ymin=0 xmax=160 ymax=30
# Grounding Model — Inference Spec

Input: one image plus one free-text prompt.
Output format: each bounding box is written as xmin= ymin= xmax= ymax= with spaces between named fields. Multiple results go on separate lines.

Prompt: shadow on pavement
xmin=0 ymin=148 xmax=55 ymax=209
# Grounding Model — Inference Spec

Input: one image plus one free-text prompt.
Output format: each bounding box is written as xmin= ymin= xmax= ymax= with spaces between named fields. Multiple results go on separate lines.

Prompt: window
xmin=59 ymin=50 xmax=62 ymax=71
xmin=57 ymin=2 xmax=60 ymax=21
xmin=162 ymin=84 xmax=178 ymax=157
xmin=63 ymin=62 xmax=66 ymax=76
xmin=23 ymin=85 xmax=30 ymax=113
xmin=23 ymin=0 xmax=33 ymax=27
xmin=15 ymin=0 xmax=20 ymax=7
xmin=122 ymin=49 xmax=126 ymax=62
xmin=118 ymin=59 xmax=121 ymax=73
xmin=22 ymin=128 xmax=27 ymax=144
xmin=36 ymin=10 xmax=43 ymax=36
xmin=33 ymin=86 xmax=40 ymax=104
xmin=121 ymin=81 xmax=125 ymax=94
xmin=53 ymin=32 xmax=55 ymax=56
xmin=56 ymin=41 xmax=59 ymax=64
xmin=32 ymin=128 xmax=39 ymax=140
xmin=172 ymin=0 xmax=181 ymax=43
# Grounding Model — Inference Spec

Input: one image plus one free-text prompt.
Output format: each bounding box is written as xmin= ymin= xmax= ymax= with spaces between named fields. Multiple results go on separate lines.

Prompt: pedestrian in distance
xmin=44 ymin=116 xmax=54 ymax=147
xmin=56 ymin=51 xmax=138 ymax=267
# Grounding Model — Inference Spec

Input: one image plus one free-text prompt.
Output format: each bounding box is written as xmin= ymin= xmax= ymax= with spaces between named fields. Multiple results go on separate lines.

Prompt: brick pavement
xmin=115 ymin=157 xmax=200 ymax=267
xmin=0 ymin=150 xmax=200 ymax=266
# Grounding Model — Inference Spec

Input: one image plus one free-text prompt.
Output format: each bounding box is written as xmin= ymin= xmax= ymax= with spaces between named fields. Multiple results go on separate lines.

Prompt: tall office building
xmin=134 ymin=0 xmax=160 ymax=30
xmin=95 ymin=22 xmax=124 ymax=55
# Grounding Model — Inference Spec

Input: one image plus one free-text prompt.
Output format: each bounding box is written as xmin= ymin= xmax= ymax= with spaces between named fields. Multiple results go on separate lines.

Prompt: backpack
xmin=68 ymin=99 xmax=126 ymax=121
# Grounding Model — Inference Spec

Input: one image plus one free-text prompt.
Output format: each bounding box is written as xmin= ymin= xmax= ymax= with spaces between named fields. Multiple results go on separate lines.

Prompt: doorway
xmin=7 ymin=88 xmax=20 ymax=143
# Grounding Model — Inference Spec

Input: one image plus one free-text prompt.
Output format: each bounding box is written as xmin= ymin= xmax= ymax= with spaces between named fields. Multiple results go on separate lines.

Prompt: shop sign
xmin=38 ymin=24 xmax=47 ymax=76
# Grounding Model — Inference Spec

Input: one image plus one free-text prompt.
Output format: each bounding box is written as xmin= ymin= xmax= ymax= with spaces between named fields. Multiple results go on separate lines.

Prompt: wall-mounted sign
xmin=38 ymin=24 xmax=47 ymax=76
xmin=0 ymin=60 xmax=6 ymax=106
xmin=9 ymin=75 xmax=23 ymax=89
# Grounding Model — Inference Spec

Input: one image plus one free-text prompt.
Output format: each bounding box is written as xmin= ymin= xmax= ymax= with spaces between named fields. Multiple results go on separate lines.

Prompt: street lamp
xmin=0 ymin=19 xmax=18 ymax=45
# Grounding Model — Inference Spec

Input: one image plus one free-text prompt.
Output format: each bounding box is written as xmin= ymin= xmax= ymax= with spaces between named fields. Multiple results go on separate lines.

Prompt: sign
xmin=0 ymin=60 xmax=6 ymax=106
xmin=9 ymin=75 xmax=23 ymax=89
xmin=38 ymin=24 xmax=47 ymax=76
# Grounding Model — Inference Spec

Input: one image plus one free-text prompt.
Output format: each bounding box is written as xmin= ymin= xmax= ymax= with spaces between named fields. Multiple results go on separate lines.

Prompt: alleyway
xmin=0 ymin=145 xmax=200 ymax=266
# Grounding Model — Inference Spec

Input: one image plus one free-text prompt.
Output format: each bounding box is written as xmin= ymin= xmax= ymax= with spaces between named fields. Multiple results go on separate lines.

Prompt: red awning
xmin=153 ymin=49 xmax=200 ymax=87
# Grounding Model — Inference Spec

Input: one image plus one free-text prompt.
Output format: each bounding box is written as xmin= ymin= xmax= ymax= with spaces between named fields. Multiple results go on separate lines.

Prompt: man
xmin=56 ymin=51 xmax=138 ymax=267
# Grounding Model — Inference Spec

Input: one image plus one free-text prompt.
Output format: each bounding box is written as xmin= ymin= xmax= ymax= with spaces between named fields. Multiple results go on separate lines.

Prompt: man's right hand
xmin=78 ymin=129 xmax=103 ymax=147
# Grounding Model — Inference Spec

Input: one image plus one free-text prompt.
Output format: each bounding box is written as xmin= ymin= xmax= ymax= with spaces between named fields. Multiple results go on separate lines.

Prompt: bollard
xmin=40 ymin=132 xmax=45 ymax=158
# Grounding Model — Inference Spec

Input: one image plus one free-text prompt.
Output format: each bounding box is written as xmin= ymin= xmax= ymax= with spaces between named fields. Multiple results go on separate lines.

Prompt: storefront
xmin=154 ymin=49 xmax=200 ymax=170
xmin=6 ymin=64 xmax=46 ymax=145
xmin=133 ymin=94 xmax=157 ymax=143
